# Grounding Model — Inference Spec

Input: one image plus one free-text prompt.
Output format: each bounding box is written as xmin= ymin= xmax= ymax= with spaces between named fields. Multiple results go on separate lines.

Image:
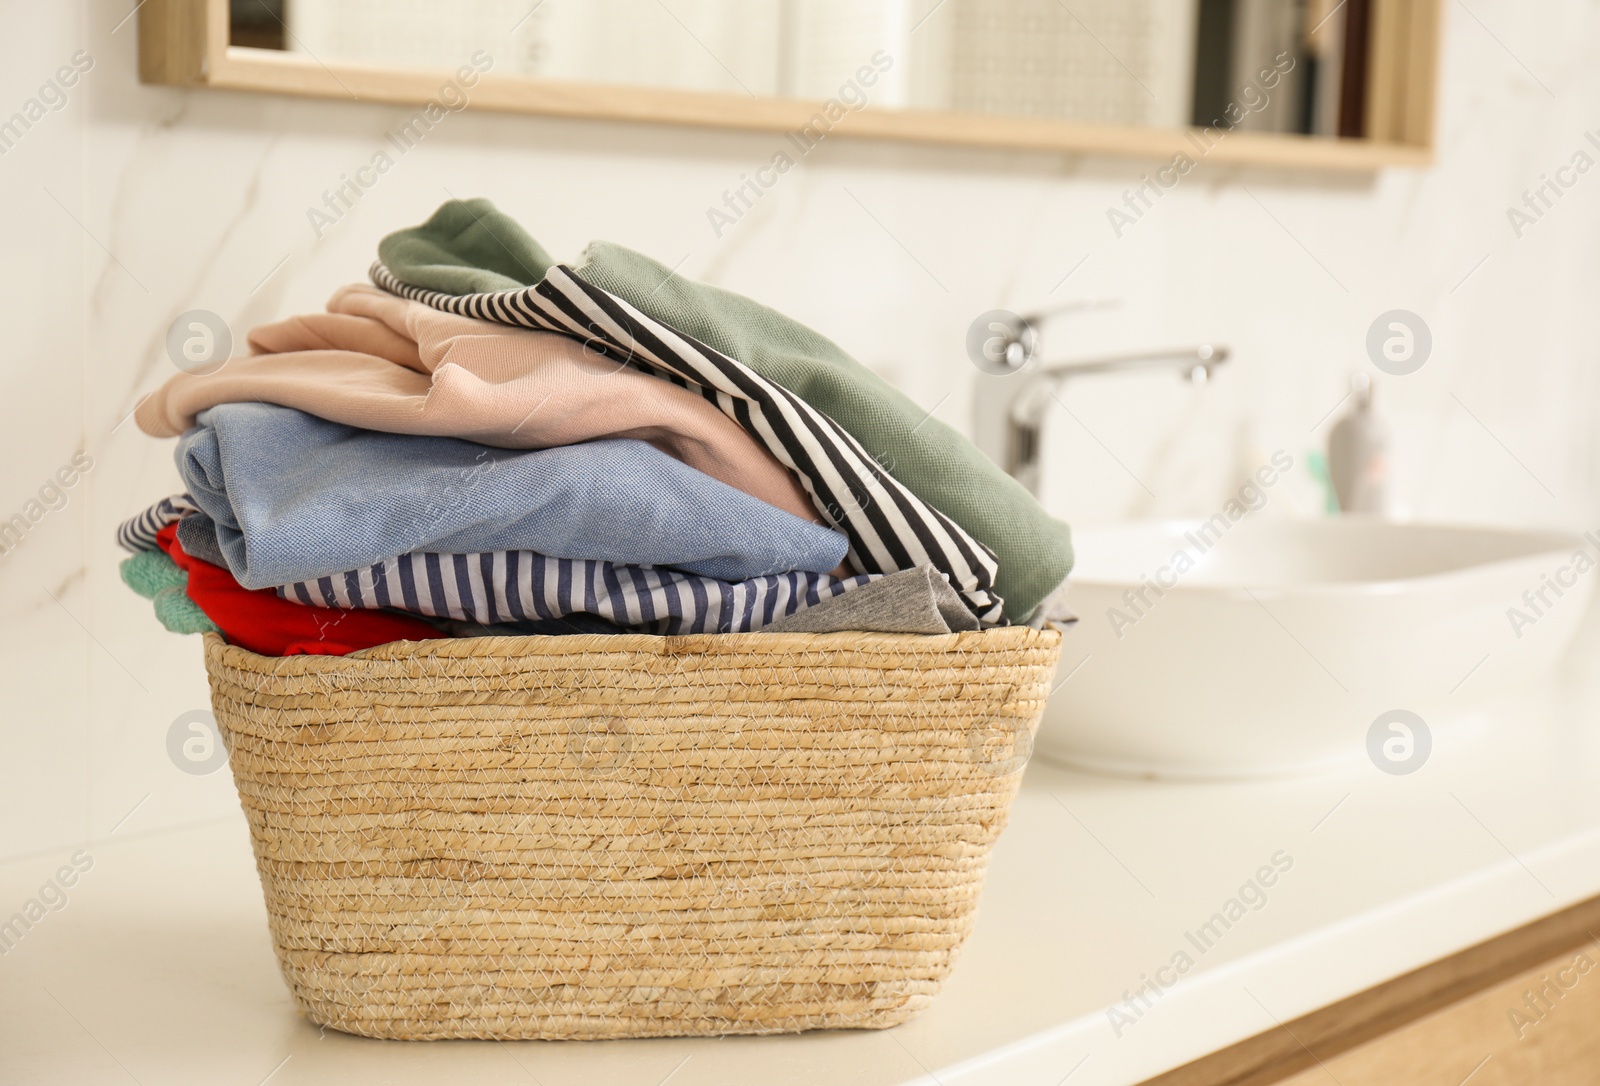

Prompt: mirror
xmin=235 ymin=0 xmax=1357 ymax=135
xmin=141 ymin=0 xmax=1441 ymax=169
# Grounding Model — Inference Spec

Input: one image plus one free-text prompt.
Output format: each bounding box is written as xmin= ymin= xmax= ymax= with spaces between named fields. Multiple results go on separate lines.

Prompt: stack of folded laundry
xmin=117 ymin=199 xmax=1075 ymax=656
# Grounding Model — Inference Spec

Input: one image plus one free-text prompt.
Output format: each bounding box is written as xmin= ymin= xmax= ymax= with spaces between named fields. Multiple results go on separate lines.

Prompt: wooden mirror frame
xmin=139 ymin=0 xmax=1440 ymax=171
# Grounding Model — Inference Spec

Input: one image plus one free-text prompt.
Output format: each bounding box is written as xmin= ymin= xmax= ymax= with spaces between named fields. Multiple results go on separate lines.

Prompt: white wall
xmin=2 ymin=0 xmax=1597 ymax=859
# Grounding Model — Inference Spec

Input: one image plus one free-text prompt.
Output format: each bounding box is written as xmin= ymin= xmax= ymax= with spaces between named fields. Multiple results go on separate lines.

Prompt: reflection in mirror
xmin=229 ymin=0 xmax=1371 ymax=140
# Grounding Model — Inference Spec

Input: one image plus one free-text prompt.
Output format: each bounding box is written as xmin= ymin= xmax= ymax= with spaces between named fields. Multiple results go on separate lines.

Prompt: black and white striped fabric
xmin=279 ymin=552 xmax=876 ymax=635
xmin=369 ymin=262 xmax=1005 ymax=624
xmin=115 ymin=494 xmax=197 ymax=552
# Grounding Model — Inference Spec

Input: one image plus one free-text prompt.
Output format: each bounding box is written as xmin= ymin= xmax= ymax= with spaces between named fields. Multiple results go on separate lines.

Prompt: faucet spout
xmin=998 ymin=344 xmax=1230 ymax=496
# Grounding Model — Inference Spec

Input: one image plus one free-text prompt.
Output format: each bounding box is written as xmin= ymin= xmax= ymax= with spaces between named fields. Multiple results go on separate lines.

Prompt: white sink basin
xmin=1038 ymin=518 xmax=1597 ymax=778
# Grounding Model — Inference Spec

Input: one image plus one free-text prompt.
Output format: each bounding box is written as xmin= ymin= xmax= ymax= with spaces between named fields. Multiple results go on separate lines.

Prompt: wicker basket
xmin=204 ymin=626 xmax=1061 ymax=1040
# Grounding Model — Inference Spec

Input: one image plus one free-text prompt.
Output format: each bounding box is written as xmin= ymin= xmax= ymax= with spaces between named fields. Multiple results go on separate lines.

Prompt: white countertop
xmin=5 ymin=609 xmax=1600 ymax=1086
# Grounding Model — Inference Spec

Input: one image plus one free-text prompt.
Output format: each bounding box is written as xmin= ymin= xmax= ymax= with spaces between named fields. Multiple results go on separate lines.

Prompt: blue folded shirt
xmin=176 ymin=403 xmax=848 ymax=589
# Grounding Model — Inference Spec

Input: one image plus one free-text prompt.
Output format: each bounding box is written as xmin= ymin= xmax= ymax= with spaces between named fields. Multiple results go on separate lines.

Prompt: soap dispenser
xmin=1327 ymin=373 xmax=1391 ymax=515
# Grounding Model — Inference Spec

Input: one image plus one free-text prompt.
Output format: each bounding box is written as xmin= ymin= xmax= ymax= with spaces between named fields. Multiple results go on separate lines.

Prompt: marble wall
xmin=2 ymin=0 xmax=1597 ymax=859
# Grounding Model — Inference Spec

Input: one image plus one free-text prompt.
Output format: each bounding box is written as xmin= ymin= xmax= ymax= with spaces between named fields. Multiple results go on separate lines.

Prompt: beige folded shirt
xmin=135 ymin=284 xmax=821 ymax=523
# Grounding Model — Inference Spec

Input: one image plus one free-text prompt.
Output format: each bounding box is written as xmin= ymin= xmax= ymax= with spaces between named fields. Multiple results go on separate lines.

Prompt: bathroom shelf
xmin=137 ymin=0 xmax=1441 ymax=173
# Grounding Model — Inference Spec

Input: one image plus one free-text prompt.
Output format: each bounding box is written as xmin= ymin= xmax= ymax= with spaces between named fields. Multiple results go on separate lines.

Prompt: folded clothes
xmin=138 ymin=506 xmax=976 ymax=638
xmin=370 ymin=202 xmax=1007 ymax=624
xmin=151 ymin=523 xmax=439 ymax=656
xmin=377 ymin=198 xmax=1075 ymax=621
xmin=136 ymin=514 xmax=625 ymax=637
xmin=174 ymin=403 xmax=849 ymax=589
xmin=762 ymin=564 xmax=979 ymax=636
xmin=134 ymin=285 xmax=820 ymax=525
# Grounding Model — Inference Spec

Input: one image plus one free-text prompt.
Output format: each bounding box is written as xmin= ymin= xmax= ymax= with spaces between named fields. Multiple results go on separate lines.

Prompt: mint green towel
xmin=378 ymin=199 xmax=1074 ymax=620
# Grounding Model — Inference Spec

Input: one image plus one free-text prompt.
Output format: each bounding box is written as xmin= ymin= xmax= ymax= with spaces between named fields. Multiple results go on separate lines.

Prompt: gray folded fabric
xmin=762 ymin=564 xmax=979 ymax=635
xmin=1025 ymin=575 xmax=1080 ymax=630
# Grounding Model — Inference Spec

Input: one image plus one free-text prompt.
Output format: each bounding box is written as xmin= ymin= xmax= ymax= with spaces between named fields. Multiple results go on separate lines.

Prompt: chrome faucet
xmin=970 ymin=306 xmax=1228 ymax=496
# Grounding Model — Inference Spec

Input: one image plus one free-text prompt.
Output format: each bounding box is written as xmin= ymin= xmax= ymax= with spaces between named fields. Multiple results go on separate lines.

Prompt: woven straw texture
xmin=204 ymin=626 xmax=1061 ymax=1040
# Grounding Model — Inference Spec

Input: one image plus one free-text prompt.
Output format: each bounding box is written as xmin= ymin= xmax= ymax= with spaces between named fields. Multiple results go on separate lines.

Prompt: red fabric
xmin=155 ymin=523 xmax=439 ymax=657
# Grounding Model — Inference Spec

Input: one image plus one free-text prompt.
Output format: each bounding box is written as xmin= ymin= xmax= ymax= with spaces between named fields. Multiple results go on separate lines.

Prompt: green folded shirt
xmin=378 ymin=199 xmax=1074 ymax=620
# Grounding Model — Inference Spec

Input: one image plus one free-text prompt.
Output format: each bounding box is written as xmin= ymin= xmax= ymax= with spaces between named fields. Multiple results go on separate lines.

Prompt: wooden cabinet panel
xmin=1142 ymin=896 xmax=1600 ymax=1086
xmin=1275 ymin=946 xmax=1600 ymax=1085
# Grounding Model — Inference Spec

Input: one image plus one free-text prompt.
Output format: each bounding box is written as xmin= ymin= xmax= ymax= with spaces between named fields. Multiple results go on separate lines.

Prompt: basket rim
xmin=201 ymin=625 xmax=1062 ymax=671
